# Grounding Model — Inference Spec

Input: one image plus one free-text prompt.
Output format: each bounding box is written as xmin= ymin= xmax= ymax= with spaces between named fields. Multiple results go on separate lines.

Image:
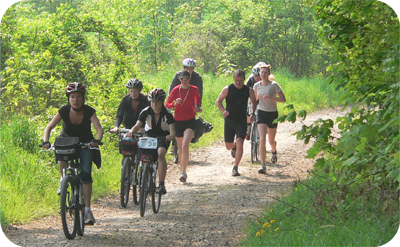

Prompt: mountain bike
xmin=250 ymin=112 xmax=260 ymax=164
xmin=116 ymin=128 xmax=141 ymax=208
xmin=137 ymin=136 xmax=165 ymax=217
xmin=40 ymin=137 xmax=102 ymax=239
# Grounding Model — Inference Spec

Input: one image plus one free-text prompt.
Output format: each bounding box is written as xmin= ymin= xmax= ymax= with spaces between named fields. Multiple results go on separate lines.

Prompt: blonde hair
xmin=259 ymin=64 xmax=275 ymax=81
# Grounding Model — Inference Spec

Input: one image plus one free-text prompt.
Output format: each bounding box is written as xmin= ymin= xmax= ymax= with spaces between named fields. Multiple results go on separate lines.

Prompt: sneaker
xmin=179 ymin=170 xmax=187 ymax=182
xmin=231 ymin=143 xmax=236 ymax=158
xmin=271 ymin=151 xmax=278 ymax=164
xmin=84 ymin=209 xmax=95 ymax=225
xmin=232 ymin=166 xmax=240 ymax=176
xmin=57 ymin=177 xmax=63 ymax=195
xmin=258 ymin=164 xmax=266 ymax=174
xmin=159 ymin=184 xmax=167 ymax=195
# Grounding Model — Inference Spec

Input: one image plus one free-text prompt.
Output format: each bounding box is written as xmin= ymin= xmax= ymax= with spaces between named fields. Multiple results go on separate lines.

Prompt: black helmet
xmin=126 ymin=79 xmax=143 ymax=90
xmin=148 ymin=88 xmax=166 ymax=101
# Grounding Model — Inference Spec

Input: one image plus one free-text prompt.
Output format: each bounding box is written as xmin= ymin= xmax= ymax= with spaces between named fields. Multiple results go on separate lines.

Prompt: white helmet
xmin=183 ymin=58 xmax=196 ymax=67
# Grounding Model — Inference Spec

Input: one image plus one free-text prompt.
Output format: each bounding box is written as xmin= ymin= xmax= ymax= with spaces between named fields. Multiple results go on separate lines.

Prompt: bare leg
xmin=157 ymin=147 xmax=167 ymax=182
xmin=58 ymin=161 xmax=68 ymax=177
xmin=268 ymin=128 xmax=277 ymax=153
xmin=83 ymin=183 xmax=92 ymax=208
xmin=258 ymin=123 xmax=268 ymax=164
xmin=180 ymin=129 xmax=194 ymax=172
xmin=234 ymin=138 xmax=244 ymax=167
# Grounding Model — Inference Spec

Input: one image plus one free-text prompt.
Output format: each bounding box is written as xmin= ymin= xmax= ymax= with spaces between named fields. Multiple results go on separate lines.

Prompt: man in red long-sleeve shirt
xmin=166 ymin=70 xmax=202 ymax=183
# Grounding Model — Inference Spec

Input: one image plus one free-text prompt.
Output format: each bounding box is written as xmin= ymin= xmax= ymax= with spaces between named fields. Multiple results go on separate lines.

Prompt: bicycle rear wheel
xmin=77 ymin=183 xmax=85 ymax=236
xmin=151 ymin=164 xmax=161 ymax=213
xmin=139 ymin=163 xmax=150 ymax=217
xmin=60 ymin=175 xmax=77 ymax=239
xmin=251 ymin=122 xmax=259 ymax=163
xmin=120 ymin=157 xmax=132 ymax=208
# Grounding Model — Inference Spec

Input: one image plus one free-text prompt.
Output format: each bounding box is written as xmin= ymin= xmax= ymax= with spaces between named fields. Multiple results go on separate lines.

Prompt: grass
xmin=241 ymin=169 xmax=399 ymax=246
xmin=1 ymin=69 xmax=342 ymax=227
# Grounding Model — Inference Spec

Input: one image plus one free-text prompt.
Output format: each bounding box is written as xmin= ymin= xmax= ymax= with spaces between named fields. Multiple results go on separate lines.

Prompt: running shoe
xmin=159 ymin=184 xmax=167 ymax=195
xmin=232 ymin=166 xmax=240 ymax=176
xmin=271 ymin=151 xmax=278 ymax=164
xmin=179 ymin=170 xmax=187 ymax=182
xmin=84 ymin=209 xmax=95 ymax=225
xmin=258 ymin=163 xmax=267 ymax=174
xmin=231 ymin=143 xmax=236 ymax=158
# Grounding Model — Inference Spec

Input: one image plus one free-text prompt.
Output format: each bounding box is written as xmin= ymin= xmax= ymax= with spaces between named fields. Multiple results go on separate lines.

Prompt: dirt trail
xmin=3 ymin=108 xmax=346 ymax=247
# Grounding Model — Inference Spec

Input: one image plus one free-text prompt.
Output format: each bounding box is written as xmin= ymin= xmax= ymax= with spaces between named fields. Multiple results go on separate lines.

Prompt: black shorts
xmin=139 ymin=140 xmax=171 ymax=161
xmin=224 ymin=117 xmax=247 ymax=143
xmin=257 ymin=110 xmax=278 ymax=128
xmin=175 ymin=118 xmax=196 ymax=138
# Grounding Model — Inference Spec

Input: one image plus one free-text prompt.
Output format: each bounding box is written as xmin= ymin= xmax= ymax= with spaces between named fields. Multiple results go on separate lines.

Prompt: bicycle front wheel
xmin=60 ymin=175 xmax=77 ymax=239
xmin=120 ymin=157 xmax=132 ymax=208
xmin=132 ymin=155 xmax=140 ymax=205
xmin=77 ymin=183 xmax=85 ymax=236
xmin=151 ymin=165 xmax=161 ymax=213
xmin=139 ymin=163 xmax=150 ymax=217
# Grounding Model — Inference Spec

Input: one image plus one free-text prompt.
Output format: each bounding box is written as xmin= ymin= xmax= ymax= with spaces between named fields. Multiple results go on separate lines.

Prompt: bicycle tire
xmin=173 ymin=139 xmax=179 ymax=164
xmin=151 ymin=164 xmax=161 ymax=213
xmin=60 ymin=175 xmax=77 ymax=239
xmin=77 ymin=183 xmax=85 ymax=236
xmin=132 ymin=154 xmax=140 ymax=205
xmin=251 ymin=122 xmax=259 ymax=163
xmin=120 ymin=157 xmax=132 ymax=208
xmin=139 ymin=163 xmax=150 ymax=217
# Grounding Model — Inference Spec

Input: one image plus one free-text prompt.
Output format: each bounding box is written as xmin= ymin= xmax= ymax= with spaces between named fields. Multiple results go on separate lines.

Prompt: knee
xmin=260 ymin=136 xmax=267 ymax=144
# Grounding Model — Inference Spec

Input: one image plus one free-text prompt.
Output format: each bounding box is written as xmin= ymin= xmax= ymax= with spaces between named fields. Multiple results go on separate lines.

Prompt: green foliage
xmin=242 ymin=169 xmax=399 ymax=246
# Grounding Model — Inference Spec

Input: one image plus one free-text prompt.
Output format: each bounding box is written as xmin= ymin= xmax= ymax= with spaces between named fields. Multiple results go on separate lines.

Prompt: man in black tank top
xmin=216 ymin=70 xmax=257 ymax=176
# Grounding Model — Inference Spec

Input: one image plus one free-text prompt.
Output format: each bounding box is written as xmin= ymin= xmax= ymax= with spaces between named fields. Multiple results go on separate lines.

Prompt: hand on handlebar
xmin=165 ymin=135 xmax=174 ymax=142
xmin=110 ymin=126 xmax=119 ymax=133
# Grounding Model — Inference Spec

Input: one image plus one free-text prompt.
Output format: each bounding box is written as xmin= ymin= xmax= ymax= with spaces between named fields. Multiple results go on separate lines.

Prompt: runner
xmin=254 ymin=64 xmax=286 ymax=174
xmin=166 ymin=70 xmax=202 ymax=182
xmin=216 ymin=70 xmax=257 ymax=176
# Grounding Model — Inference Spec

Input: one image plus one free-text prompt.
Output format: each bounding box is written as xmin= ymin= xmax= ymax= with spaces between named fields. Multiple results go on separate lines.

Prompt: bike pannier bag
xmin=119 ymin=137 xmax=137 ymax=155
xmin=54 ymin=137 xmax=81 ymax=162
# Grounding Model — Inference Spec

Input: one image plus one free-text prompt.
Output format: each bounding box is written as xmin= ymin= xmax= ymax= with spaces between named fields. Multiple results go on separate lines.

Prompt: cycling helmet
xmin=252 ymin=62 xmax=267 ymax=76
xmin=182 ymin=58 xmax=196 ymax=67
xmin=126 ymin=78 xmax=143 ymax=90
xmin=148 ymin=88 xmax=166 ymax=101
xmin=66 ymin=82 xmax=86 ymax=97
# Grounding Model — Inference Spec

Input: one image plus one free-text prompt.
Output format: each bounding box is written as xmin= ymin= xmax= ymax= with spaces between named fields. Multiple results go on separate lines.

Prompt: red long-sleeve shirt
xmin=166 ymin=85 xmax=201 ymax=121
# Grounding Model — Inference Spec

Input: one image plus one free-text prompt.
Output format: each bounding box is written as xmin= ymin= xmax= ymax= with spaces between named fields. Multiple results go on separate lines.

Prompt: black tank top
xmin=226 ymin=84 xmax=250 ymax=121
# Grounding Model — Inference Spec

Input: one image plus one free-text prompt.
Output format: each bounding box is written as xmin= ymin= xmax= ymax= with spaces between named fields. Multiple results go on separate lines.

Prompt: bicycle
xmin=116 ymin=128 xmax=141 ymax=208
xmin=40 ymin=137 xmax=101 ymax=239
xmin=137 ymin=136 xmax=166 ymax=217
xmin=250 ymin=112 xmax=260 ymax=164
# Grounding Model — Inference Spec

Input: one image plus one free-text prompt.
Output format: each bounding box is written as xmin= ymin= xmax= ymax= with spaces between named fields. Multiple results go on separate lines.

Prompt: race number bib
xmin=138 ymin=137 xmax=158 ymax=149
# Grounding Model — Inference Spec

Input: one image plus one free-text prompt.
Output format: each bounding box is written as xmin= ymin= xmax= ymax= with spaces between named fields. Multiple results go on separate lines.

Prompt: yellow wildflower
xmin=260 ymin=230 xmax=265 ymax=234
xmin=263 ymin=223 xmax=269 ymax=228
xmin=256 ymin=231 xmax=261 ymax=237
xmin=271 ymin=220 xmax=276 ymax=223
xmin=275 ymin=228 xmax=280 ymax=231
xmin=267 ymin=224 xmax=271 ymax=228
xmin=270 ymin=209 xmax=273 ymax=212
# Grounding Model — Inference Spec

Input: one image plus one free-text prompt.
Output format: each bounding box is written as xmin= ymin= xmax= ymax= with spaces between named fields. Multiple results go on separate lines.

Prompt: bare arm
xmin=216 ymin=86 xmax=229 ymax=118
xmin=43 ymin=112 xmax=63 ymax=146
xmin=166 ymin=123 xmax=176 ymax=141
xmin=263 ymin=91 xmax=286 ymax=103
xmin=249 ymin=88 xmax=257 ymax=114
xmin=126 ymin=120 xmax=143 ymax=137
xmin=90 ymin=113 xmax=103 ymax=145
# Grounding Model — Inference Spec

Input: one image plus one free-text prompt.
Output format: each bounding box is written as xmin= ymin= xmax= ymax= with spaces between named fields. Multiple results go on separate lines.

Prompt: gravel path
xmin=3 ymin=108 xmax=346 ymax=247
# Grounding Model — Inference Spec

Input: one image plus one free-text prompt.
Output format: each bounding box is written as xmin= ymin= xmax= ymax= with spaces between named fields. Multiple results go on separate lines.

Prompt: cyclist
xmin=254 ymin=64 xmax=286 ymax=174
xmin=110 ymin=78 xmax=149 ymax=133
xmin=166 ymin=70 xmax=202 ymax=183
xmin=126 ymin=88 xmax=175 ymax=194
xmin=42 ymin=82 xmax=103 ymax=225
xmin=245 ymin=62 xmax=266 ymax=139
xmin=216 ymin=70 xmax=257 ymax=176
xmin=169 ymin=58 xmax=203 ymax=105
